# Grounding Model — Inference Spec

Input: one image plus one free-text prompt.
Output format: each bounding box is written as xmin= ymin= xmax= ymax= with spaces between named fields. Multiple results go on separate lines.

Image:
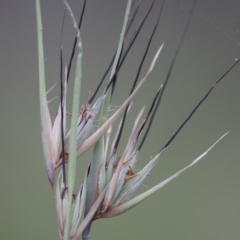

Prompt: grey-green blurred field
xmin=1 ymin=0 xmax=240 ymax=239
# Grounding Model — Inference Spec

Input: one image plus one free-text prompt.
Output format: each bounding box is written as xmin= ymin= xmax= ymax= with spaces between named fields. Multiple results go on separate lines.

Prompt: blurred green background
xmin=0 ymin=0 xmax=240 ymax=239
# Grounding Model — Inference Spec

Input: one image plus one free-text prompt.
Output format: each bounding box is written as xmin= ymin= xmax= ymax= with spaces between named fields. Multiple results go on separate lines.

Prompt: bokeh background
xmin=1 ymin=0 xmax=240 ymax=239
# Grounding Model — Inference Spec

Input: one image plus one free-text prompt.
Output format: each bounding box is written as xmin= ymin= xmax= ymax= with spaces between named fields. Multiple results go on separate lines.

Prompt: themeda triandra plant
xmin=36 ymin=0 xmax=239 ymax=240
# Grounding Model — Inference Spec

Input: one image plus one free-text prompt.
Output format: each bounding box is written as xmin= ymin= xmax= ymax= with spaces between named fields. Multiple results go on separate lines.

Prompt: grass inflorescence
xmin=36 ymin=0 xmax=239 ymax=239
